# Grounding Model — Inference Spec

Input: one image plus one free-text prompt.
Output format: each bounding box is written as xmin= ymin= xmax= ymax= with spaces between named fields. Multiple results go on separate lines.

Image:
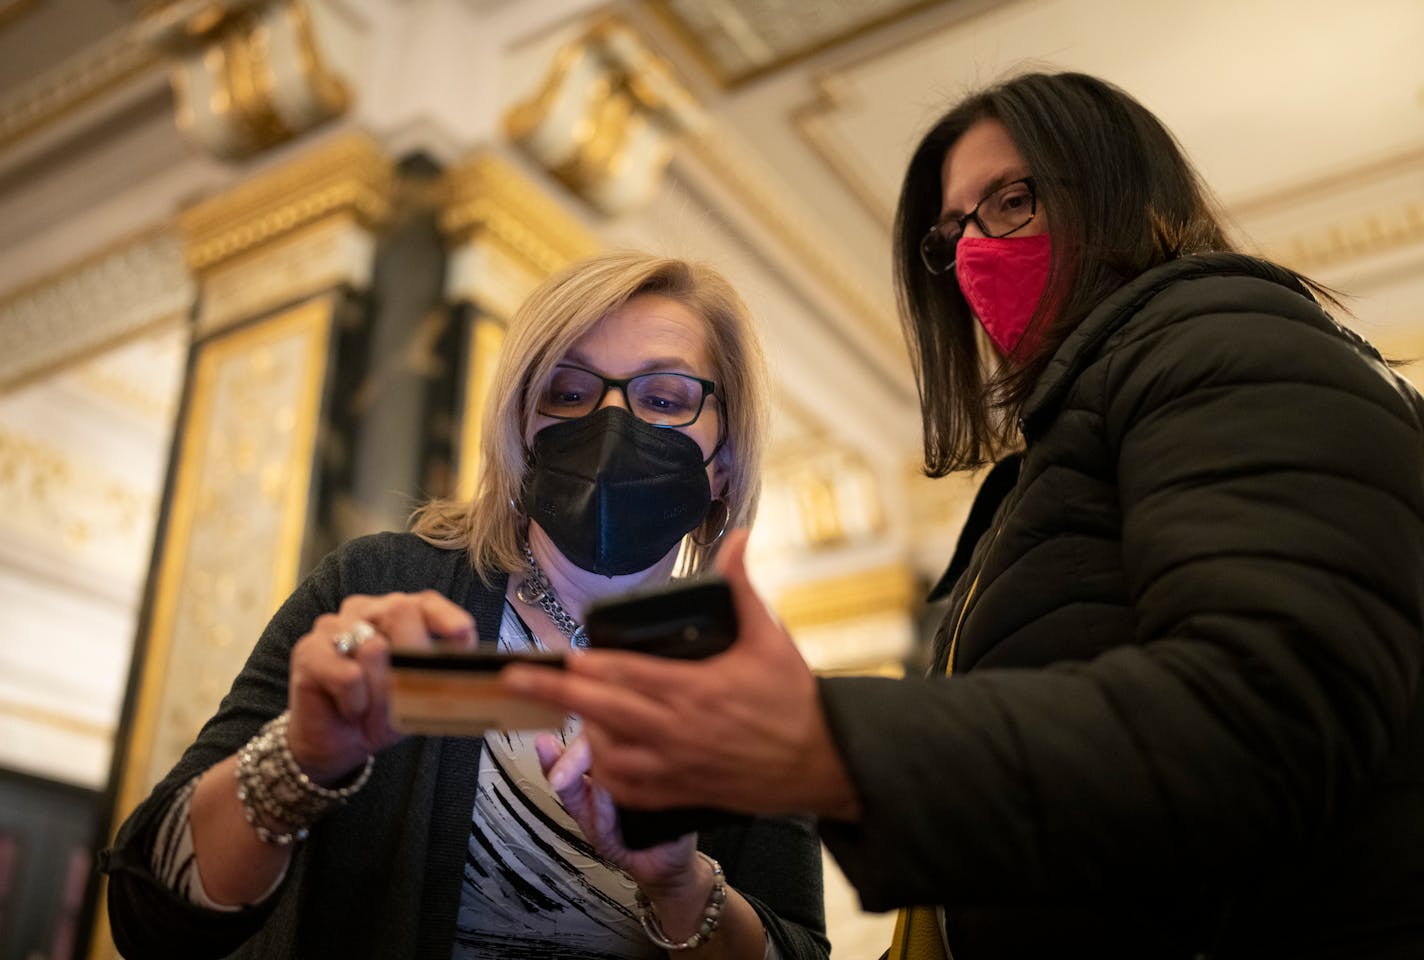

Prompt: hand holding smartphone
xmin=583 ymin=577 xmax=749 ymax=849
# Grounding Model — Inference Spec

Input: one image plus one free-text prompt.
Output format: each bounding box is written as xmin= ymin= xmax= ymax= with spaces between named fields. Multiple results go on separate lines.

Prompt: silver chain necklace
xmin=516 ymin=542 xmax=590 ymax=648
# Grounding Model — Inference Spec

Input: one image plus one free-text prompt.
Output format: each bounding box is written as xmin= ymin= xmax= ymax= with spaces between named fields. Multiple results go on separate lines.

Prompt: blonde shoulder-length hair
xmin=410 ymin=250 xmax=769 ymax=582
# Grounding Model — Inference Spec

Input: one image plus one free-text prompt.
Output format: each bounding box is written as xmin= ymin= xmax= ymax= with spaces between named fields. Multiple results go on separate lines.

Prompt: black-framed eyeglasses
xmin=536 ymin=363 xmax=718 ymax=428
xmin=919 ymin=176 xmax=1038 ymax=276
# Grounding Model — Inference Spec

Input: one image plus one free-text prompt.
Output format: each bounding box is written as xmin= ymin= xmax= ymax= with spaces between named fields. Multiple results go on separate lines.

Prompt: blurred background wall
xmin=0 ymin=1 xmax=1420 ymax=956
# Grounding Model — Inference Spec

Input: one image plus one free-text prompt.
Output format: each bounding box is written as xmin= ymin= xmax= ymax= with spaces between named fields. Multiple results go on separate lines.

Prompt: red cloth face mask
xmin=955 ymin=233 xmax=1052 ymax=356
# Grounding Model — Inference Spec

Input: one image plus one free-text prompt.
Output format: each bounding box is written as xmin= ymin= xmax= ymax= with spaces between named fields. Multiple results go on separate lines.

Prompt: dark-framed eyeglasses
xmin=536 ymin=363 xmax=718 ymax=428
xmin=919 ymin=176 xmax=1039 ymax=276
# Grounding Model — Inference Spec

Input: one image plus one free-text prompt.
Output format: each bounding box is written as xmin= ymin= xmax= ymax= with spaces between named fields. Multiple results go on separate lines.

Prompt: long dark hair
xmin=895 ymin=71 xmax=1236 ymax=474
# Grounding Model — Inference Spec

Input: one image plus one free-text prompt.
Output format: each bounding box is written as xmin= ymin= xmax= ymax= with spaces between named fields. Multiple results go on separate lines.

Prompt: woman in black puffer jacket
xmin=511 ymin=72 xmax=1424 ymax=960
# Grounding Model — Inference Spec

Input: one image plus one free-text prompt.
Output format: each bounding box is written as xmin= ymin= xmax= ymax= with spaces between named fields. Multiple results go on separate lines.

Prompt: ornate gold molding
xmin=0 ymin=24 xmax=162 ymax=152
xmin=1231 ymin=144 xmax=1424 ymax=273
xmin=505 ymin=16 xmax=705 ymax=214
xmin=0 ymin=227 xmax=193 ymax=391
xmin=1231 ymin=144 xmax=1424 ymax=219
xmin=1268 ymin=201 xmax=1424 ymax=273
xmin=93 ymin=295 xmax=332 ymax=960
xmin=179 ymin=130 xmax=393 ymax=274
xmin=765 ymin=446 xmax=887 ymax=550
xmin=776 ymin=563 xmax=917 ymax=632
xmin=439 ymin=150 xmax=600 ymax=280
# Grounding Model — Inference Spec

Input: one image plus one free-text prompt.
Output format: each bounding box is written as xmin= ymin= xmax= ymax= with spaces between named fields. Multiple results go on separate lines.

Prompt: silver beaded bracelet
xmin=234 ymin=711 xmax=374 ymax=846
xmin=634 ymin=852 xmax=727 ymax=951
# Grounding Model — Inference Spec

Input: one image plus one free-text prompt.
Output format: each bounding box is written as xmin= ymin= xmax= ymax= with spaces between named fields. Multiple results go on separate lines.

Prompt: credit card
xmin=388 ymin=649 xmax=567 ymax=736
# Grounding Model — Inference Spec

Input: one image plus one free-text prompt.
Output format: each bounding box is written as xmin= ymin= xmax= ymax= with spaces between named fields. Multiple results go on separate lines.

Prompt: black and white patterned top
xmin=452 ymin=603 xmax=659 ymax=959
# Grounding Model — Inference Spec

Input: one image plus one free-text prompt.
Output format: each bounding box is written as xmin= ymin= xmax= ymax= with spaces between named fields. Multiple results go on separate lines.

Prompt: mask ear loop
xmin=691 ymin=497 xmax=729 ymax=546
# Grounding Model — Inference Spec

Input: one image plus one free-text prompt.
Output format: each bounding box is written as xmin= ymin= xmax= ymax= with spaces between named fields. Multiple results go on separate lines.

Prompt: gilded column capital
xmin=439 ymin=150 xmax=600 ymax=276
xmin=179 ymin=131 xmax=393 ymax=334
xmin=180 ymin=130 xmax=392 ymax=273
xmin=438 ymin=149 xmax=599 ymax=318
xmin=140 ymin=0 xmax=351 ymax=161
xmin=505 ymin=16 xmax=706 ymax=215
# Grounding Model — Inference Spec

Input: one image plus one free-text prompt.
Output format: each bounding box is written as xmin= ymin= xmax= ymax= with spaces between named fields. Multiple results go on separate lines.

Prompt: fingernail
xmin=549 ymin=767 xmax=571 ymax=790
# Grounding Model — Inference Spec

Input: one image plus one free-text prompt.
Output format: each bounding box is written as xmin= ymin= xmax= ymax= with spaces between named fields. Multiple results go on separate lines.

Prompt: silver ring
xmin=332 ymin=619 xmax=376 ymax=658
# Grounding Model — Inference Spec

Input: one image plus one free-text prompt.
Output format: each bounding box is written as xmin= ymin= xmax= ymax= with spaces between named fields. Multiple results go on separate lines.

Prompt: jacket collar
xmin=1020 ymin=253 xmax=1312 ymax=440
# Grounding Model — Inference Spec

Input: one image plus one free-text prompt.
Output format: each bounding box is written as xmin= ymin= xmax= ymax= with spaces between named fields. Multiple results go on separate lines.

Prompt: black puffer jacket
xmin=819 ymin=254 xmax=1424 ymax=958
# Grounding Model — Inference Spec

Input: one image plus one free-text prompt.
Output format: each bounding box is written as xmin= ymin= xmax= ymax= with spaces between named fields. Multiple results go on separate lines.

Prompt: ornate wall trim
xmin=0 ymin=228 xmax=193 ymax=391
xmin=1231 ymin=144 xmax=1424 ymax=273
xmin=439 ymin=149 xmax=600 ymax=312
xmin=0 ymin=698 xmax=112 ymax=741
xmin=0 ymin=23 xmax=162 ymax=153
xmin=774 ymin=562 xmax=918 ymax=673
xmin=180 ymin=130 xmax=392 ymax=273
xmin=1264 ymin=199 xmax=1424 ymax=274
xmin=178 ymin=130 xmax=392 ymax=333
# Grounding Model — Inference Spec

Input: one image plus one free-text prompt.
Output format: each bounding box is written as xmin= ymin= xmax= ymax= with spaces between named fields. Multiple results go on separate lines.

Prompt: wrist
xmin=235 ymin=711 xmax=374 ymax=846
xmin=636 ymin=852 xmax=725 ymax=951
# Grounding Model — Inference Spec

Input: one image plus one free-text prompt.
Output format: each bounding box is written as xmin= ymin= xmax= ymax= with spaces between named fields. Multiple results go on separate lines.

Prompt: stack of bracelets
xmin=234 ymin=711 xmax=374 ymax=846
xmin=634 ymin=851 xmax=727 ymax=951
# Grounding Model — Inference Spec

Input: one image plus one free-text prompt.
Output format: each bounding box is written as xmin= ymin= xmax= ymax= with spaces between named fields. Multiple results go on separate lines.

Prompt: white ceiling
xmin=637 ymin=0 xmax=1424 ymax=338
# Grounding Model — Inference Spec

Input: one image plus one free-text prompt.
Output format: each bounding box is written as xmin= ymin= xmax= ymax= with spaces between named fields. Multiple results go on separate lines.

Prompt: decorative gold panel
xmin=457 ymin=314 xmax=506 ymax=502
xmin=111 ymin=295 xmax=333 ymax=849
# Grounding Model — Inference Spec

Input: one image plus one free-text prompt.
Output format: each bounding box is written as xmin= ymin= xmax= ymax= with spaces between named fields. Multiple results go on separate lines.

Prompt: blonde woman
xmin=103 ymin=252 xmax=828 ymax=960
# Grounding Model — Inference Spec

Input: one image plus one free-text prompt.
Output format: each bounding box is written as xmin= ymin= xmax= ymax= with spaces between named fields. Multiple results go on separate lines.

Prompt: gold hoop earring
xmin=692 ymin=498 xmax=729 ymax=546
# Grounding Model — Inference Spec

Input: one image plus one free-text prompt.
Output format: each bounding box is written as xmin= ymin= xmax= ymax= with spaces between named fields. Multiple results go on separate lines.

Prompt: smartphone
xmin=582 ymin=577 xmax=748 ymax=849
xmin=388 ymin=649 xmax=567 ymax=736
xmin=583 ymin=577 xmax=737 ymax=660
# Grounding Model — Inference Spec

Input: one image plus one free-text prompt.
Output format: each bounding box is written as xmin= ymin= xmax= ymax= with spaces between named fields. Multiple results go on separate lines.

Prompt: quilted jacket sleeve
xmin=819 ymin=273 xmax=1424 ymax=912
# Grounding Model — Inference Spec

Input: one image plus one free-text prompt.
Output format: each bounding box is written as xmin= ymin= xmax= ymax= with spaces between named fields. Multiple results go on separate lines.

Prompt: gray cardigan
xmin=103 ymin=532 xmax=829 ymax=959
